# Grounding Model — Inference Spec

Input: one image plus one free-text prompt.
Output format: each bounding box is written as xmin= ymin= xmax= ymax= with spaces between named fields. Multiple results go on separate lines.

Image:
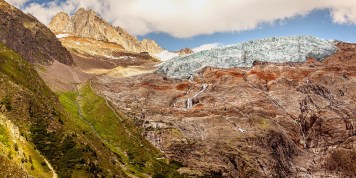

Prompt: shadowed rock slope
xmin=0 ymin=0 xmax=72 ymax=65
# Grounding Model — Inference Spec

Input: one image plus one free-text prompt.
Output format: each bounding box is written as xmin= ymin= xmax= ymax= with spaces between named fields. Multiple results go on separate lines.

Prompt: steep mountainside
xmin=0 ymin=2 xmax=181 ymax=177
xmin=0 ymin=0 xmax=72 ymax=65
xmin=0 ymin=41 xmax=180 ymax=177
xmin=49 ymin=8 xmax=163 ymax=54
xmin=92 ymin=40 xmax=355 ymax=177
xmin=0 ymin=42 xmax=126 ymax=177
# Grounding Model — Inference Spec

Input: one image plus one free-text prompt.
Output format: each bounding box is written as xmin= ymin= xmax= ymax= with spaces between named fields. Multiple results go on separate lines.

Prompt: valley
xmin=0 ymin=0 xmax=355 ymax=177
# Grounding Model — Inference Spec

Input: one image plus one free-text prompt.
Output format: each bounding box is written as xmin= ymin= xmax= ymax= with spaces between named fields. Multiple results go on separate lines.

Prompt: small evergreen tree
xmin=7 ymin=151 xmax=12 ymax=159
xmin=14 ymin=143 xmax=19 ymax=152
xmin=1 ymin=96 xmax=12 ymax=111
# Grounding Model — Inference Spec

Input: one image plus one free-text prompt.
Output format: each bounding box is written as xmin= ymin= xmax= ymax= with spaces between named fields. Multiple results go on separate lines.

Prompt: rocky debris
xmin=58 ymin=36 xmax=125 ymax=58
xmin=92 ymin=42 xmax=355 ymax=177
xmin=36 ymin=49 xmax=159 ymax=92
xmin=0 ymin=0 xmax=72 ymax=65
xmin=49 ymin=8 xmax=163 ymax=55
xmin=159 ymin=36 xmax=337 ymax=78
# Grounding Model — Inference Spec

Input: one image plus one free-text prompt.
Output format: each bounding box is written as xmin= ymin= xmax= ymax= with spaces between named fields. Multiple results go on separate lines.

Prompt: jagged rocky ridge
xmin=49 ymin=8 xmax=163 ymax=55
xmin=0 ymin=0 xmax=72 ymax=65
xmin=159 ymin=36 xmax=337 ymax=78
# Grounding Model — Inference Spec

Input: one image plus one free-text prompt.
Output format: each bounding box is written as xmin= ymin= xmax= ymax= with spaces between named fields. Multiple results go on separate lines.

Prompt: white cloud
xmin=5 ymin=0 xmax=29 ymax=7
xmin=193 ymin=43 xmax=222 ymax=53
xmin=5 ymin=0 xmax=356 ymax=38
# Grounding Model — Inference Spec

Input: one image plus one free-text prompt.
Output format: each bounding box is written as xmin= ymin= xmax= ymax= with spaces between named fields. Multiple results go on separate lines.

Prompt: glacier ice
xmin=158 ymin=36 xmax=337 ymax=79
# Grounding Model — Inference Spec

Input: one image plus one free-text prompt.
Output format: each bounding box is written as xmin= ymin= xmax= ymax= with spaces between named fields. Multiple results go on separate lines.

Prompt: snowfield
xmin=154 ymin=50 xmax=179 ymax=61
xmin=158 ymin=36 xmax=337 ymax=78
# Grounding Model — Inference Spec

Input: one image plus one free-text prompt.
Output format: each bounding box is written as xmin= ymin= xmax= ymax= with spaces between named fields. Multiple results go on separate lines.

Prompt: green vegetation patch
xmin=0 ymin=43 xmax=96 ymax=177
xmin=0 ymin=42 xmax=180 ymax=177
xmin=0 ymin=124 xmax=10 ymax=146
xmin=0 ymin=96 xmax=12 ymax=111
xmin=58 ymin=83 xmax=182 ymax=177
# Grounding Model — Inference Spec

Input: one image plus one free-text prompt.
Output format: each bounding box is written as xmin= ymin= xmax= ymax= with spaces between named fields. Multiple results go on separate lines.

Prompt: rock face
xmin=175 ymin=48 xmax=194 ymax=55
xmin=159 ymin=36 xmax=337 ymax=78
xmin=0 ymin=0 xmax=72 ymax=65
xmin=49 ymin=8 xmax=163 ymax=54
xmin=92 ymin=41 xmax=355 ymax=177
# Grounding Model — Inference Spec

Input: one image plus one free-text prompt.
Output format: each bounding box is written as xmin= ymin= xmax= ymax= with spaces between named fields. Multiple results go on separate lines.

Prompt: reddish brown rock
xmin=92 ymin=42 xmax=356 ymax=177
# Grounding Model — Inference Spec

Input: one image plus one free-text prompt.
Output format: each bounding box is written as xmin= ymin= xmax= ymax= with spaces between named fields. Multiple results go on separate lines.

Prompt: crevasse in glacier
xmin=158 ymin=36 xmax=337 ymax=78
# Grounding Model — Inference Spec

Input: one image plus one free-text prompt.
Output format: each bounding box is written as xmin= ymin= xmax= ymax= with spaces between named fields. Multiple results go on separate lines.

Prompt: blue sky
xmin=11 ymin=0 xmax=356 ymax=51
xmin=138 ymin=9 xmax=356 ymax=51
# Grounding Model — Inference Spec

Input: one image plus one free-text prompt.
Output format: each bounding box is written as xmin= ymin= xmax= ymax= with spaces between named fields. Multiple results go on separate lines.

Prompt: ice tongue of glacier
xmin=158 ymin=36 xmax=337 ymax=79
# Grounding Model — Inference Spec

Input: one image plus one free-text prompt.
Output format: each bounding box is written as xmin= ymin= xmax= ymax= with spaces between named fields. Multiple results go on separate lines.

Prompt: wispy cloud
xmin=6 ymin=0 xmax=356 ymax=38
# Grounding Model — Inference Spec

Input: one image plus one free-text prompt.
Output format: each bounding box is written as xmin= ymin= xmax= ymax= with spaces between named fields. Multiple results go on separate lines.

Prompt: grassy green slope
xmin=58 ymin=83 xmax=182 ymax=177
xmin=0 ymin=43 xmax=126 ymax=177
xmin=0 ymin=42 xmax=181 ymax=177
xmin=0 ymin=114 xmax=54 ymax=178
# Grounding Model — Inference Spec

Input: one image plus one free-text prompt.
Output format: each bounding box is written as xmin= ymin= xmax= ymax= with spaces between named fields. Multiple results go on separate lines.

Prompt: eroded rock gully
xmin=92 ymin=43 xmax=355 ymax=177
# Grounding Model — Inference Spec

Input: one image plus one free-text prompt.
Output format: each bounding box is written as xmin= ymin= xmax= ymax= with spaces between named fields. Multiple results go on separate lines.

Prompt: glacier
xmin=158 ymin=36 xmax=337 ymax=79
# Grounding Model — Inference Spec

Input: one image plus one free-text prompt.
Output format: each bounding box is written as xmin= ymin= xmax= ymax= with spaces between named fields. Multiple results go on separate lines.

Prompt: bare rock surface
xmin=58 ymin=36 xmax=126 ymax=59
xmin=37 ymin=51 xmax=159 ymax=92
xmin=92 ymin=42 xmax=355 ymax=177
xmin=49 ymin=8 xmax=163 ymax=55
xmin=175 ymin=48 xmax=194 ymax=55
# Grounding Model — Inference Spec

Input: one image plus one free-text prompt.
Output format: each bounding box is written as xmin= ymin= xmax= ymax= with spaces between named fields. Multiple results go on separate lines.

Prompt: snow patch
xmin=104 ymin=55 xmax=120 ymax=59
xmin=238 ymin=128 xmax=246 ymax=133
xmin=155 ymin=50 xmax=179 ymax=61
xmin=158 ymin=36 xmax=337 ymax=79
xmin=56 ymin=34 xmax=69 ymax=38
xmin=193 ymin=43 xmax=222 ymax=53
